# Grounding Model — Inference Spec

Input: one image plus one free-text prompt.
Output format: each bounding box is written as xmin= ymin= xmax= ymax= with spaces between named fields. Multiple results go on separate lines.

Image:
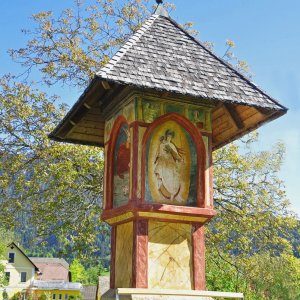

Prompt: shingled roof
xmin=30 ymin=257 xmax=70 ymax=281
xmin=50 ymin=11 xmax=287 ymax=149
xmin=97 ymin=14 xmax=285 ymax=111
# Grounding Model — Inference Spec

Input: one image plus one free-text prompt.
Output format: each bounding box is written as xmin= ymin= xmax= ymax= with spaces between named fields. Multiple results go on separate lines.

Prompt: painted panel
xmin=188 ymin=108 xmax=205 ymax=129
xmin=104 ymin=119 xmax=113 ymax=143
xmin=104 ymin=100 xmax=136 ymax=143
xmin=113 ymin=123 xmax=130 ymax=207
xmin=123 ymin=101 xmax=135 ymax=123
xmin=148 ymin=221 xmax=193 ymax=290
xmin=145 ymin=121 xmax=197 ymax=206
xmin=142 ymin=101 xmax=160 ymax=123
xmin=139 ymin=97 xmax=213 ymax=133
xmin=115 ymin=222 xmax=133 ymax=288
xmin=202 ymin=136 xmax=210 ymax=207
xmin=103 ymin=145 xmax=108 ymax=209
xmin=165 ymin=103 xmax=185 ymax=115
xmin=137 ymin=127 xmax=147 ymax=199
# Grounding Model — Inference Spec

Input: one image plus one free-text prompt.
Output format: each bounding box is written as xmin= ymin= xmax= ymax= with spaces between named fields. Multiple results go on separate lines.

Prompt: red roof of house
xmin=30 ymin=257 xmax=70 ymax=281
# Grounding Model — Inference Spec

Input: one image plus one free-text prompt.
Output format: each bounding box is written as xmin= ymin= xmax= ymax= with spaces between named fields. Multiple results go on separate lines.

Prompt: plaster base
xmin=101 ymin=288 xmax=244 ymax=300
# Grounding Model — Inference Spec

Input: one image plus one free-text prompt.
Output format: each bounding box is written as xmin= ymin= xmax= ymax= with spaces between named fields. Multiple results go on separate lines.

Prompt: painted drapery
xmin=145 ymin=121 xmax=197 ymax=206
xmin=113 ymin=123 xmax=130 ymax=207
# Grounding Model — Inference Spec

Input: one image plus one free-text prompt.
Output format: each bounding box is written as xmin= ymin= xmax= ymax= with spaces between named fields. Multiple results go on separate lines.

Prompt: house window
xmin=5 ymin=272 xmax=10 ymax=284
xmin=8 ymin=253 xmax=15 ymax=263
xmin=59 ymin=294 xmax=62 ymax=300
xmin=20 ymin=272 xmax=27 ymax=283
xmin=64 ymin=295 xmax=68 ymax=300
xmin=52 ymin=294 xmax=56 ymax=300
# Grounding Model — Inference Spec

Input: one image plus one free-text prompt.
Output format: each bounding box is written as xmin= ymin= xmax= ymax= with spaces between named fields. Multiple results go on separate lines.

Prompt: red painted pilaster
xmin=132 ymin=219 xmax=148 ymax=288
xmin=192 ymin=223 xmax=206 ymax=290
xmin=130 ymin=121 xmax=139 ymax=203
xmin=208 ymin=134 xmax=214 ymax=208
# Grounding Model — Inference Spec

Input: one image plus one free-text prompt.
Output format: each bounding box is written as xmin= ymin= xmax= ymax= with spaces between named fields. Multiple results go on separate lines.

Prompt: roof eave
xmin=213 ymin=108 xmax=287 ymax=151
xmin=49 ymin=77 xmax=101 ymax=141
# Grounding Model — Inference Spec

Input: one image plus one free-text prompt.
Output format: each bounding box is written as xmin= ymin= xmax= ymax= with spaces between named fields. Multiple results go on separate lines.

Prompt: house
xmin=0 ymin=243 xmax=82 ymax=300
xmin=0 ymin=242 xmax=38 ymax=299
xmin=29 ymin=257 xmax=81 ymax=300
xmin=29 ymin=258 xmax=70 ymax=282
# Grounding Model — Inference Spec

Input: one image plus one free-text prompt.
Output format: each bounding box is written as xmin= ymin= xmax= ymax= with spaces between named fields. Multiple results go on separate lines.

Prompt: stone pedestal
xmin=101 ymin=288 xmax=243 ymax=300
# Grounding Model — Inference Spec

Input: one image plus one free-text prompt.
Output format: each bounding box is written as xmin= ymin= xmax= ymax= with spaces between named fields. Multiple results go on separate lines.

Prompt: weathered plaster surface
xmin=148 ymin=221 xmax=193 ymax=290
xmin=115 ymin=222 xmax=133 ymax=287
xmin=130 ymin=296 xmax=211 ymax=300
xmin=101 ymin=289 xmax=213 ymax=300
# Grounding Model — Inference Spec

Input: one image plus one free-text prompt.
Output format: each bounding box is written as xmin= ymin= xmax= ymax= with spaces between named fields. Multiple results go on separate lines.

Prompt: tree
xmin=9 ymin=0 xmax=173 ymax=88
xmin=69 ymin=259 xmax=104 ymax=284
xmin=70 ymin=259 xmax=86 ymax=283
xmin=0 ymin=75 xmax=105 ymax=259
xmin=0 ymin=228 xmax=14 ymax=286
xmin=2 ymin=290 xmax=9 ymax=300
xmin=0 ymin=1 xmax=299 ymax=298
xmin=206 ymin=138 xmax=300 ymax=297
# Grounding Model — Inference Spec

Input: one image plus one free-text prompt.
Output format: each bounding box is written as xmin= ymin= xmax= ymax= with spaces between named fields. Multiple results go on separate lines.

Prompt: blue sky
xmin=0 ymin=0 xmax=299 ymax=214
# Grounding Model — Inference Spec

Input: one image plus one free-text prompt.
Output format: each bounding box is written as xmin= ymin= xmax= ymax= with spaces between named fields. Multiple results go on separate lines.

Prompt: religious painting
xmin=145 ymin=121 xmax=197 ymax=206
xmin=104 ymin=119 xmax=113 ymax=142
xmin=142 ymin=101 xmax=160 ymax=123
xmin=165 ymin=103 xmax=185 ymax=115
xmin=189 ymin=108 xmax=205 ymax=129
xmin=113 ymin=123 xmax=130 ymax=207
xmin=123 ymin=101 xmax=135 ymax=123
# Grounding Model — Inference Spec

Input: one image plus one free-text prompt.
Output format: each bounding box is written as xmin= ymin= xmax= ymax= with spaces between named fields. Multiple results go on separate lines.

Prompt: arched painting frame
xmin=106 ymin=115 xmax=131 ymax=209
xmin=141 ymin=113 xmax=206 ymax=207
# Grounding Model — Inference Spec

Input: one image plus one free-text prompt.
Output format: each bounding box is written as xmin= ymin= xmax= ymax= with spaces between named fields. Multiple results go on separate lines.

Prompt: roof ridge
xmin=161 ymin=15 xmax=287 ymax=111
xmin=97 ymin=14 xmax=159 ymax=78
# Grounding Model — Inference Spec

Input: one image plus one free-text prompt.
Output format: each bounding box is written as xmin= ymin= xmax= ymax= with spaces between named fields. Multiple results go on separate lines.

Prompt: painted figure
xmin=143 ymin=102 xmax=160 ymax=123
xmin=154 ymin=129 xmax=185 ymax=202
xmin=113 ymin=125 xmax=130 ymax=207
xmin=116 ymin=127 xmax=130 ymax=179
xmin=192 ymin=110 xmax=204 ymax=129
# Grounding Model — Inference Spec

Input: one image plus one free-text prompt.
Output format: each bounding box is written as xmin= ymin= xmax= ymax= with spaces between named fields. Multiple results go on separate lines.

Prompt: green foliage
xmin=0 ymin=228 xmax=14 ymax=286
xmin=10 ymin=292 xmax=22 ymax=300
xmin=0 ymin=75 xmax=104 ymax=259
xmin=84 ymin=264 xmax=105 ymax=284
xmin=206 ymin=252 xmax=300 ymax=299
xmin=38 ymin=292 xmax=51 ymax=300
xmin=68 ymin=295 xmax=82 ymax=300
xmin=205 ymin=137 xmax=300 ymax=298
xmin=247 ymin=253 xmax=300 ymax=299
xmin=70 ymin=259 xmax=105 ymax=284
xmin=2 ymin=290 xmax=8 ymax=300
xmin=70 ymin=259 xmax=86 ymax=282
xmin=38 ymin=294 xmax=48 ymax=300
xmin=8 ymin=0 xmax=158 ymax=88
